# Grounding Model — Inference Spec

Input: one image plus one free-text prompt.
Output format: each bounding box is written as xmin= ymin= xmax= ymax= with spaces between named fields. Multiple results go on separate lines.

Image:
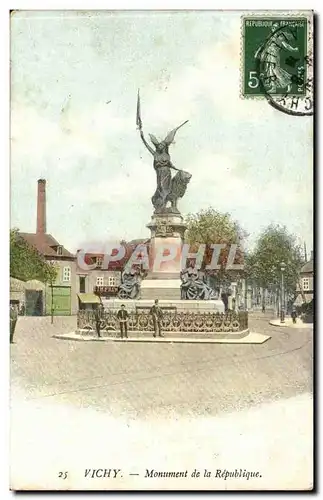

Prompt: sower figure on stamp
xmin=150 ymin=299 xmax=164 ymax=338
xmin=255 ymin=23 xmax=299 ymax=94
xmin=10 ymin=303 xmax=18 ymax=344
xmin=117 ymin=304 xmax=129 ymax=339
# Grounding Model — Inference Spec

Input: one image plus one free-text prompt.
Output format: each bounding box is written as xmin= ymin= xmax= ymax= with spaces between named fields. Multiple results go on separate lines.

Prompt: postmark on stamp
xmin=242 ymin=15 xmax=314 ymax=116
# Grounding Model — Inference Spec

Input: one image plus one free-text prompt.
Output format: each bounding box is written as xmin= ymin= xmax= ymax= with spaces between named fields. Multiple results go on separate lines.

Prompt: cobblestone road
xmin=10 ymin=313 xmax=313 ymax=419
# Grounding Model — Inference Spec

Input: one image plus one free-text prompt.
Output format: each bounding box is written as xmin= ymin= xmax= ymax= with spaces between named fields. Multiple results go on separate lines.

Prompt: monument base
xmin=102 ymin=298 xmax=225 ymax=314
xmin=140 ymin=279 xmax=182 ymax=300
xmin=76 ymin=307 xmax=248 ymax=336
xmin=143 ymin=212 xmax=187 ymax=300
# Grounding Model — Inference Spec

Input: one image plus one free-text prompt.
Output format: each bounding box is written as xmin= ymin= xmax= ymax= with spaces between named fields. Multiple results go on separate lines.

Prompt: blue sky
xmin=10 ymin=10 xmax=313 ymax=254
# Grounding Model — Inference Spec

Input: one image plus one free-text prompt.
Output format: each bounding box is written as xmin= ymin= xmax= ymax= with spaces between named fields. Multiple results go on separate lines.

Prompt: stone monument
xmin=102 ymin=91 xmax=224 ymax=313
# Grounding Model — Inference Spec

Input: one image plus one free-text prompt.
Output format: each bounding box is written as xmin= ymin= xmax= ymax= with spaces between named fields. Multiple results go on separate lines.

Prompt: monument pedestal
xmin=102 ymin=298 xmax=225 ymax=314
xmin=140 ymin=280 xmax=182 ymax=300
xmin=140 ymin=212 xmax=187 ymax=301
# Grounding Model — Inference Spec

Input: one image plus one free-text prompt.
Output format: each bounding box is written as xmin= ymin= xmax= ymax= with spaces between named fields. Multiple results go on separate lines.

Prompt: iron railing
xmin=78 ymin=310 xmax=248 ymax=333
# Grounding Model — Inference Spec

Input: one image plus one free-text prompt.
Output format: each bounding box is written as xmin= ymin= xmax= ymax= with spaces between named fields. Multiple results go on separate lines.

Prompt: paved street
xmin=10 ymin=314 xmax=313 ymax=490
xmin=10 ymin=313 xmax=313 ymax=419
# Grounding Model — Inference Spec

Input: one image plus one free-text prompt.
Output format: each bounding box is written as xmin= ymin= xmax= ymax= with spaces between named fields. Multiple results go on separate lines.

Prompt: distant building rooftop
xmin=19 ymin=232 xmax=75 ymax=260
xmin=300 ymin=259 xmax=314 ymax=274
xmin=76 ymin=239 xmax=151 ymax=273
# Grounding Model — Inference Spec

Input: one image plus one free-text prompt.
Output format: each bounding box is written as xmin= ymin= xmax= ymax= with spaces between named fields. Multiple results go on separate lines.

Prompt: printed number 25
xmin=248 ymin=71 xmax=259 ymax=89
xmin=58 ymin=471 xmax=68 ymax=480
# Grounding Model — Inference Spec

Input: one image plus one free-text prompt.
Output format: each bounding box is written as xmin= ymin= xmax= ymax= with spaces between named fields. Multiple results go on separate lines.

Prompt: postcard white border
xmin=2 ymin=1 xmax=320 ymax=498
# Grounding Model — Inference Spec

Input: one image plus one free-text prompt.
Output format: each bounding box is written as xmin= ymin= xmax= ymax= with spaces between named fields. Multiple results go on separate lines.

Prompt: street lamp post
xmin=280 ymin=261 xmax=286 ymax=324
xmin=244 ymin=278 xmax=248 ymax=311
xmin=269 ymin=265 xmax=280 ymax=318
xmin=48 ymin=260 xmax=55 ymax=325
xmin=51 ymin=279 xmax=54 ymax=324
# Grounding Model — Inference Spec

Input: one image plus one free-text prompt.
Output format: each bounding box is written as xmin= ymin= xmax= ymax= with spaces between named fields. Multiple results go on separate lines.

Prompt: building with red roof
xmin=18 ymin=179 xmax=77 ymax=315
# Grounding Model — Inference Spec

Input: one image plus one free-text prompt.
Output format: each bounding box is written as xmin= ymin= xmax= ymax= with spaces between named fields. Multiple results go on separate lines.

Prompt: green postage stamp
xmin=242 ymin=16 xmax=310 ymax=97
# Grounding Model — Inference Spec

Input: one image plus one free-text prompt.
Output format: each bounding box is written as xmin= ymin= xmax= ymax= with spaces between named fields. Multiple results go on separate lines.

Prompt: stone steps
xmin=146 ymin=272 xmax=180 ymax=280
xmin=76 ymin=328 xmax=250 ymax=340
xmin=54 ymin=330 xmax=271 ymax=344
xmin=140 ymin=288 xmax=181 ymax=300
xmin=101 ymin=298 xmax=225 ymax=313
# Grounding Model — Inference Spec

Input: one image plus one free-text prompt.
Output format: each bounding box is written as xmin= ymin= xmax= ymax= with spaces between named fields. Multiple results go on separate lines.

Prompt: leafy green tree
xmin=10 ymin=229 xmax=58 ymax=283
xmin=246 ymin=224 xmax=305 ymax=300
xmin=184 ymin=208 xmax=247 ymax=282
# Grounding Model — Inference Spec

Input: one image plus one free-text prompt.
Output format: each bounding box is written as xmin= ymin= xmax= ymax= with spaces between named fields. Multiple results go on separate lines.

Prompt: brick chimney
xmin=36 ymin=179 xmax=46 ymax=234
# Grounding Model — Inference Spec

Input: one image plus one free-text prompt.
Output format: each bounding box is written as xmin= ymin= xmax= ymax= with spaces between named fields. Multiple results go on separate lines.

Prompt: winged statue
xmin=136 ymin=90 xmax=192 ymax=214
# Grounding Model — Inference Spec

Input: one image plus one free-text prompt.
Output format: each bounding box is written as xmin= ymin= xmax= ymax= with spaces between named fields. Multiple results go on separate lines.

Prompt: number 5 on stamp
xmin=242 ymin=16 xmax=308 ymax=97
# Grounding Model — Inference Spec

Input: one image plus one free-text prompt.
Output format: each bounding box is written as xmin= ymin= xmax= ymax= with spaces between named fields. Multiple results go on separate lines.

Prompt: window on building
xmin=302 ymin=277 xmax=310 ymax=290
xmin=96 ymin=276 xmax=104 ymax=286
xmin=63 ymin=266 xmax=71 ymax=282
xmin=57 ymin=246 xmax=63 ymax=256
xmin=96 ymin=257 xmax=103 ymax=268
xmin=108 ymin=276 xmax=117 ymax=286
xmin=79 ymin=276 xmax=86 ymax=293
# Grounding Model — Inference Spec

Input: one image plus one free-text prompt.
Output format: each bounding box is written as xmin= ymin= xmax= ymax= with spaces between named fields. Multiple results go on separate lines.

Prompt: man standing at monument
xmin=10 ymin=303 xmax=18 ymax=344
xmin=94 ymin=303 xmax=104 ymax=338
xmin=117 ymin=304 xmax=129 ymax=339
xmin=150 ymin=299 xmax=164 ymax=338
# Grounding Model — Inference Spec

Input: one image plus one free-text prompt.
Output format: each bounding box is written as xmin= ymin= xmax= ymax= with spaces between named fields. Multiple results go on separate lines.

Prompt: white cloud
xmin=10 ymin=100 xmax=133 ymax=171
xmin=143 ymin=25 xmax=272 ymax=131
xmin=11 ymin=105 xmax=58 ymax=162
xmin=68 ymin=158 xmax=154 ymax=205
xmin=181 ymin=151 xmax=313 ymax=244
xmin=10 ymin=12 xmax=313 ymax=253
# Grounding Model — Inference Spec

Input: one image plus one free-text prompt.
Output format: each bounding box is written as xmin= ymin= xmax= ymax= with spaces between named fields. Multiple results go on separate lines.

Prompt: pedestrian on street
xmin=10 ymin=303 xmax=18 ymax=344
xmin=94 ymin=303 xmax=104 ymax=338
xmin=117 ymin=304 xmax=129 ymax=339
xmin=221 ymin=292 xmax=229 ymax=313
xmin=291 ymin=307 xmax=297 ymax=324
xmin=262 ymin=303 xmax=266 ymax=313
xmin=150 ymin=299 xmax=164 ymax=338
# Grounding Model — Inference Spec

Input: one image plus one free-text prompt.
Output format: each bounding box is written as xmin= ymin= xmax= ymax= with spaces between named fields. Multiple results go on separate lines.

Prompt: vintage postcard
xmin=10 ymin=10 xmax=314 ymax=491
